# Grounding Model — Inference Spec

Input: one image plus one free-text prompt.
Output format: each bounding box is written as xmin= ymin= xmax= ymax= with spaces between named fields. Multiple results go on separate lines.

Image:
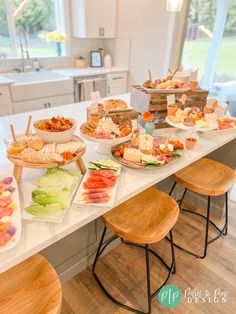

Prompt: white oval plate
xmin=166 ymin=116 xmax=218 ymax=132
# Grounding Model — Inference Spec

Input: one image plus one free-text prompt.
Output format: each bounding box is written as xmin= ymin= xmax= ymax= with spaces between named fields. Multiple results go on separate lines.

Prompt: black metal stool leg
xmin=169 ymin=230 xmax=176 ymax=273
xmin=202 ymin=196 xmax=211 ymax=259
xmin=169 ymin=181 xmax=177 ymax=196
xmin=92 ymin=226 xmax=107 ymax=273
xmin=169 ymin=181 xmax=187 ymax=210
xmin=179 ymin=188 xmax=187 ymax=209
xmin=145 ymin=245 xmax=151 ymax=314
xmin=223 ymin=192 xmax=228 ymax=236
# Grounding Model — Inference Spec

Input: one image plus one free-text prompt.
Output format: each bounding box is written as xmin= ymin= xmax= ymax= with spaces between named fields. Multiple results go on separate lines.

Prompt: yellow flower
xmin=44 ymin=31 xmax=67 ymax=43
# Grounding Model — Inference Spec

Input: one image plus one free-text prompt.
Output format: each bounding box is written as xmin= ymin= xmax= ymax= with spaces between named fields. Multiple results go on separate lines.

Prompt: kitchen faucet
xmin=18 ymin=29 xmax=31 ymax=72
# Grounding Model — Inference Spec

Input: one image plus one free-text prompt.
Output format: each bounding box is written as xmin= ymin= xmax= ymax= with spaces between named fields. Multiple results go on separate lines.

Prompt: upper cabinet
xmin=71 ymin=0 xmax=117 ymax=39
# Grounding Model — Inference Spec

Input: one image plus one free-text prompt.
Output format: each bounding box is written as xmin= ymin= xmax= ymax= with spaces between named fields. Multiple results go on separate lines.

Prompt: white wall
xmin=116 ymin=0 xmax=187 ymax=85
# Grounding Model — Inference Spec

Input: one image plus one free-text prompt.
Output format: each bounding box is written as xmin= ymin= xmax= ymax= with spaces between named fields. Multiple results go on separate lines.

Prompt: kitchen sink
xmin=3 ymin=70 xmax=68 ymax=83
xmin=3 ymin=71 xmax=73 ymax=102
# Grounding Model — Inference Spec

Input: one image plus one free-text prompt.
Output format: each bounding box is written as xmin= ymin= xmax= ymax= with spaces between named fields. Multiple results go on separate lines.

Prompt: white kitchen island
xmin=0 ymin=93 xmax=235 ymax=278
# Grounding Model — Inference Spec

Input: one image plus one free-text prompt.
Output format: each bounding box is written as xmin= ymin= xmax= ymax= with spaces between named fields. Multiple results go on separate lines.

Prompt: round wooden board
xmin=7 ymin=135 xmax=86 ymax=169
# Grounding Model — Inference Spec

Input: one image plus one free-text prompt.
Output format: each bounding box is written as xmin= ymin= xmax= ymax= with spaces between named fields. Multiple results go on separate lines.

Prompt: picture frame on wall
xmin=90 ymin=51 xmax=102 ymax=67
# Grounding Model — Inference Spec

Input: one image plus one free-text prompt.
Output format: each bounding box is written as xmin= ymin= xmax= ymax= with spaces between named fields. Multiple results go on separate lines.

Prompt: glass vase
xmin=55 ymin=42 xmax=62 ymax=56
xmin=145 ymin=121 xmax=155 ymax=135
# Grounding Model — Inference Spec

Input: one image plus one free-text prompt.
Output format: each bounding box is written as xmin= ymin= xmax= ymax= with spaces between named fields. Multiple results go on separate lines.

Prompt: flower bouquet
xmin=43 ymin=31 xmax=67 ymax=56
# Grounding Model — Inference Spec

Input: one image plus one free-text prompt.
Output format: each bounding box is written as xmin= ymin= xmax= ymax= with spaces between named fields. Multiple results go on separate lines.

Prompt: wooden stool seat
xmin=174 ymin=158 xmax=236 ymax=196
xmin=0 ymin=254 xmax=62 ymax=314
xmin=102 ymin=187 xmax=179 ymax=244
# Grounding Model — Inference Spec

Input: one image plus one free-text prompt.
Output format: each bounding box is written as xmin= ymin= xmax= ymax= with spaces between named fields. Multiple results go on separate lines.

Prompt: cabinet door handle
xmin=99 ymin=27 xmax=101 ymax=37
xmin=107 ymin=85 xmax=110 ymax=94
xmin=44 ymin=103 xmax=47 ymax=108
xmin=48 ymin=102 xmax=51 ymax=108
xmin=112 ymin=77 xmax=123 ymax=80
xmin=102 ymin=28 xmax=104 ymax=36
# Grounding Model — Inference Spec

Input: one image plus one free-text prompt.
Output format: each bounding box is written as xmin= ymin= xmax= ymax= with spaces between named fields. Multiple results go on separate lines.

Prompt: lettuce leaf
xmin=38 ymin=168 xmax=78 ymax=191
xmin=32 ymin=189 xmax=70 ymax=208
xmin=25 ymin=203 xmax=63 ymax=216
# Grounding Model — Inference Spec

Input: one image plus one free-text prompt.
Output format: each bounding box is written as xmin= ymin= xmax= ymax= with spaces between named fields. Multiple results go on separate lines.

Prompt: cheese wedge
xmin=141 ymin=153 xmax=157 ymax=162
xmin=123 ymin=148 xmax=141 ymax=162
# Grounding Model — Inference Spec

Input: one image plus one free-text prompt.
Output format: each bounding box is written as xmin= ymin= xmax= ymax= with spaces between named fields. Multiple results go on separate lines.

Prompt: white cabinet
xmin=13 ymin=94 xmax=74 ymax=114
xmin=101 ymin=0 xmax=117 ymax=38
xmin=0 ymin=85 xmax=13 ymax=116
xmin=107 ymin=72 xmax=128 ymax=97
xmin=13 ymin=98 xmax=49 ymax=114
xmin=72 ymin=0 xmax=117 ymax=38
xmin=49 ymin=94 xmax=75 ymax=108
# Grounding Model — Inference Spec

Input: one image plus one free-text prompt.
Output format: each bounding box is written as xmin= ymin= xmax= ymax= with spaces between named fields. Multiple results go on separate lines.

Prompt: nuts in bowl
xmin=34 ymin=117 xmax=76 ymax=143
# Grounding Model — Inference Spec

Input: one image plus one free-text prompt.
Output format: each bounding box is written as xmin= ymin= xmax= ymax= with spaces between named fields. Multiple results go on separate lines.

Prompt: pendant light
xmin=167 ymin=0 xmax=184 ymax=12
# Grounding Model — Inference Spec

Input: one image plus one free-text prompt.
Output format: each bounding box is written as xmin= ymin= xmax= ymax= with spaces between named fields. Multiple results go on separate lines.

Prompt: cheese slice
xmin=167 ymin=144 xmax=174 ymax=152
xmin=141 ymin=153 xmax=157 ymax=162
xmin=123 ymin=148 xmax=141 ymax=162
xmin=138 ymin=134 xmax=153 ymax=150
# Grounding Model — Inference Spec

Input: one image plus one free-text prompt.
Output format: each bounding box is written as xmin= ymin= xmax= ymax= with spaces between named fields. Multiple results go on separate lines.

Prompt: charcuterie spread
xmin=112 ymin=134 xmax=184 ymax=169
xmin=1 ymin=95 xmax=235 ymax=252
xmin=166 ymin=100 xmax=235 ymax=132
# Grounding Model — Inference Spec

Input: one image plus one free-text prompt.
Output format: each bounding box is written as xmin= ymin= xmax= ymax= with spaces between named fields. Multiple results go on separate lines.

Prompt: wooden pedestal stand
xmin=7 ymin=137 xmax=86 ymax=183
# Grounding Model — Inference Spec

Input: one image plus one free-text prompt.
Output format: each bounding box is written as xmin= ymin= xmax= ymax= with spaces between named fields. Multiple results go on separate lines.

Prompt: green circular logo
xmin=158 ymin=284 xmax=182 ymax=308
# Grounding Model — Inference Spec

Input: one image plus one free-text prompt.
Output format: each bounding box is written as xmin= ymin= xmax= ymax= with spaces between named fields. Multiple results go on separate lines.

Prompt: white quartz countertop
xmin=0 ymin=67 xmax=128 ymax=85
xmin=53 ymin=66 xmax=128 ymax=78
xmin=0 ymin=93 xmax=235 ymax=273
xmin=0 ymin=76 xmax=14 ymax=85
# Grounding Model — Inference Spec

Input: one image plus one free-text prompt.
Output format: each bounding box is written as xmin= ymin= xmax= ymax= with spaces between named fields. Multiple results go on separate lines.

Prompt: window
xmin=0 ymin=0 xmax=66 ymax=58
xmin=180 ymin=0 xmax=236 ymax=101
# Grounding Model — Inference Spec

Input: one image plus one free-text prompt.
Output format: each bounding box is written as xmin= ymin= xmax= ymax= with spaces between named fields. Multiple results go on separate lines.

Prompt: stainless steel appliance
xmin=74 ymin=75 xmax=107 ymax=102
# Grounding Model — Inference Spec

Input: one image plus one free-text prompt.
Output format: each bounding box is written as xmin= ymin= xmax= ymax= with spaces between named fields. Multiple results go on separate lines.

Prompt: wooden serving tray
xmin=131 ymin=85 xmax=209 ymax=129
xmin=7 ymin=135 xmax=86 ymax=182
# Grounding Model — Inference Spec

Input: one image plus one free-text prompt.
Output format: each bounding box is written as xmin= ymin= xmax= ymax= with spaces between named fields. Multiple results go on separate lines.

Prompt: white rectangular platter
xmin=20 ymin=175 xmax=82 ymax=223
xmin=73 ymin=168 xmax=121 ymax=208
xmin=0 ymin=175 xmax=21 ymax=253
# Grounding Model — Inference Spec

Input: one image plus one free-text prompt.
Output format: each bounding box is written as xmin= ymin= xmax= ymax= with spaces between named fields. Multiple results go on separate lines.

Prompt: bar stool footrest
xmin=166 ymin=207 xmax=227 ymax=259
xmin=93 ymin=234 xmax=174 ymax=314
xmin=122 ymin=240 xmax=175 ymax=299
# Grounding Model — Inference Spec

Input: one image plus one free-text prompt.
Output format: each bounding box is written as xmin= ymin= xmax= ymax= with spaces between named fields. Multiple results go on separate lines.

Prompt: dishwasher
xmin=74 ymin=75 xmax=107 ymax=102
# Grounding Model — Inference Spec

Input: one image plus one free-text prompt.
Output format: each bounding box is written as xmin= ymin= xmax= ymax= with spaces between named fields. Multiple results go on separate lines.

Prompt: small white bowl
xmin=34 ymin=118 xmax=76 ymax=143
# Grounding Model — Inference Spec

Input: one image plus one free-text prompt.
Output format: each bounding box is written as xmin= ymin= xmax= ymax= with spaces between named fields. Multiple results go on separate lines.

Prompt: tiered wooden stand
xmin=131 ymin=86 xmax=209 ymax=128
xmin=86 ymin=108 xmax=139 ymax=125
xmin=7 ymin=135 xmax=86 ymax=183
xmin=108 ymin=109 xmax=139 ymax=121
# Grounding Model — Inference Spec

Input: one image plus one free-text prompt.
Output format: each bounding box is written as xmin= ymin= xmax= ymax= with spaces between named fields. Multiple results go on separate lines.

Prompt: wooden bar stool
xmin=169 ymin=158 xmax=236 ymax=259
xmin=0 ymin=254 xmax=62 ymax=314
xmin=92 ymin=187 xmax=179 ymax=314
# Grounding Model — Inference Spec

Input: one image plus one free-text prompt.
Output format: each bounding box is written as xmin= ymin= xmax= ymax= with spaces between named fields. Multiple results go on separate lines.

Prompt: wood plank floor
xmin=62 ymin=199 xmax=236 ymax=314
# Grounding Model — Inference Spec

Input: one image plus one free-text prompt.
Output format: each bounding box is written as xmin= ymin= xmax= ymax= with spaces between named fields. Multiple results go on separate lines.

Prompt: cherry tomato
xmin=114 ymin=151 xmax=121 ymax=157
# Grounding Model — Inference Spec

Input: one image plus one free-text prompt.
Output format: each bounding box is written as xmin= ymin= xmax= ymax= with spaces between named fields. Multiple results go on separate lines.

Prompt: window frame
xmin=1 ymin=0 xmax=70 ymax=59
